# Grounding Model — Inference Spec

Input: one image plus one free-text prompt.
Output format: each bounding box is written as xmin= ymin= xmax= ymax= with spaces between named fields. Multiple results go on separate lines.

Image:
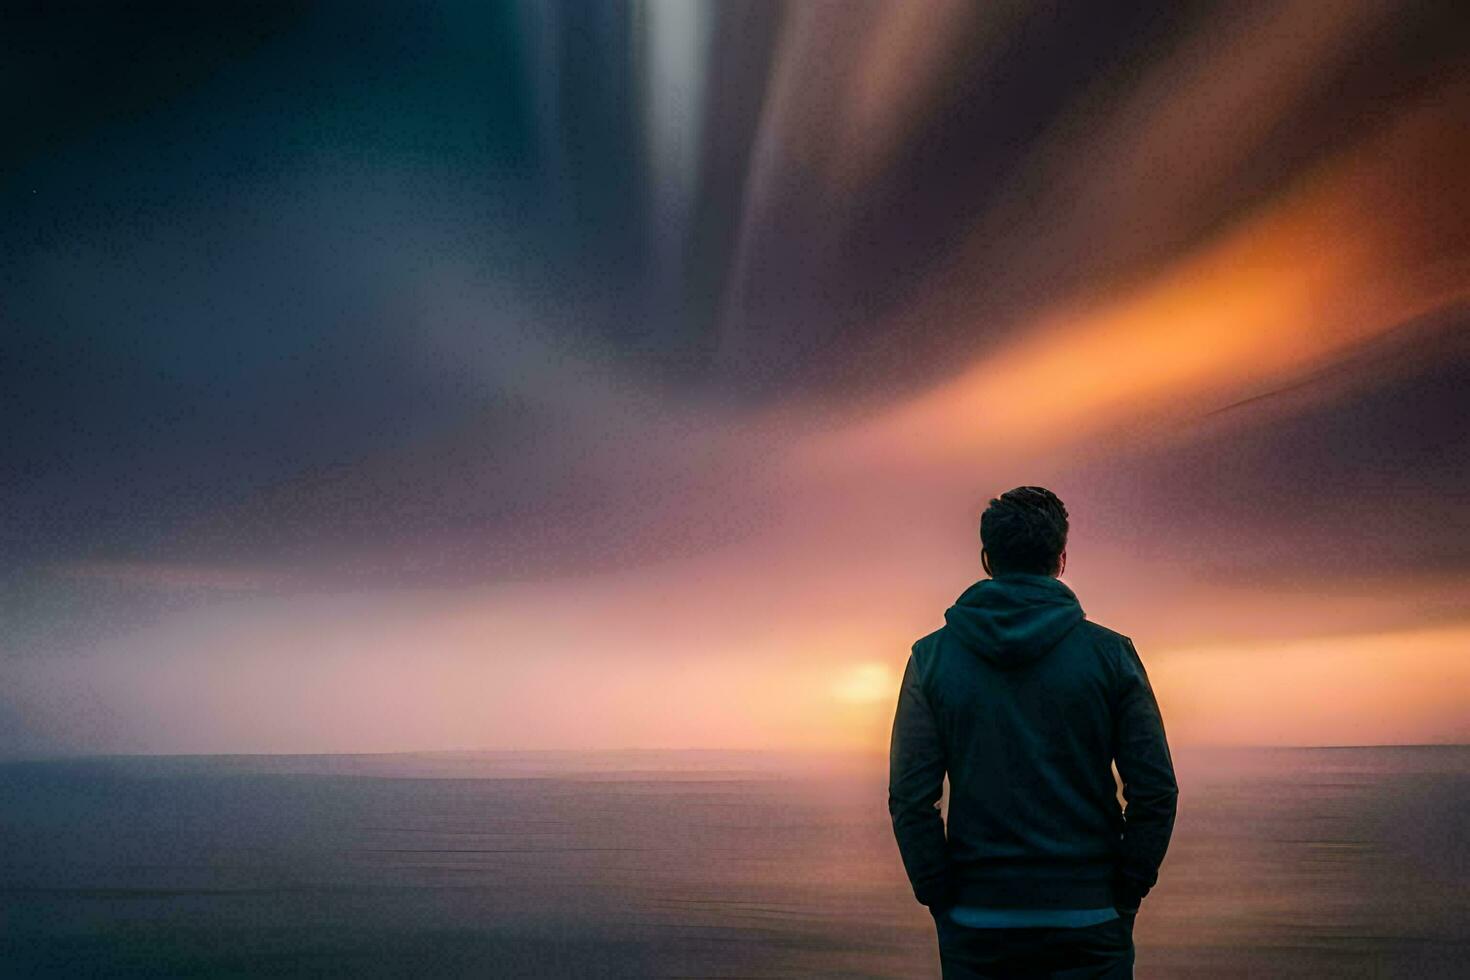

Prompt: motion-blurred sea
xmin=2 ymin=745 xmax=1466 ymax=978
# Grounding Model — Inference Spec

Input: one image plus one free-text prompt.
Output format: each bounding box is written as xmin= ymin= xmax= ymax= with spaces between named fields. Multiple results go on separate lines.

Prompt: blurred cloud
xmin=803 ymin=87 xmax=1468 ymax=473
xmin=2 ymin=0 xmax=1466 ymax=753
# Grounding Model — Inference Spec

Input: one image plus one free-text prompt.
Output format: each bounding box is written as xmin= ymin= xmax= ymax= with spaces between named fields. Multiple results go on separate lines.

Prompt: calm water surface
xmin=2 ymin=746 xmax=1466 ymax=977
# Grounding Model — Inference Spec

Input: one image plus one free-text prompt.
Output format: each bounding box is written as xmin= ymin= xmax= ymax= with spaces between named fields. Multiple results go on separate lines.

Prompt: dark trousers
xmin=932 ymin=908 xmax=1136 ymax=978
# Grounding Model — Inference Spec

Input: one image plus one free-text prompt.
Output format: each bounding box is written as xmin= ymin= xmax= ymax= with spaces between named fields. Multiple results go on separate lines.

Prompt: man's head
xmin=980 ymin=486 xmax=1069 ymax=578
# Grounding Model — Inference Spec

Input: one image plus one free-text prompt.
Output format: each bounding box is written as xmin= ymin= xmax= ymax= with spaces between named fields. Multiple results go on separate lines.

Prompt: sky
xmin=3 ymin=0 xmax=1467 ymax=755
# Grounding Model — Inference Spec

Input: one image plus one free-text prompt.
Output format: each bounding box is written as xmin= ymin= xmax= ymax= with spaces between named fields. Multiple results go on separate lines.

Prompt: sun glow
xmin=831 ymin=662 xmax=896 ymax=706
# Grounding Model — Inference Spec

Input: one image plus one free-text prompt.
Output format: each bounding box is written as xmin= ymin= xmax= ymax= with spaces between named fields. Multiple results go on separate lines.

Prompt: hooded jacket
xmin=888 ymin=573 xmax=1178 ymax=912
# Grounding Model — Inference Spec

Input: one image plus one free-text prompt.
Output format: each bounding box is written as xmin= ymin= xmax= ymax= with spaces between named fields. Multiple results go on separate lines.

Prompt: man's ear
xmin=982 ymin=549 xmax=992 ymax=578
xmin=1058 ymin=550 xmax=1067 ymax=577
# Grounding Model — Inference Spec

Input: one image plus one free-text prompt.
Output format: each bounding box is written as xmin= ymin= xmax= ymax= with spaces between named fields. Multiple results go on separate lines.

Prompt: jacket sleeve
xmin=1111 ymin=636 xmax=1179 ymax=910
xmin=888 ymin=647 xmax=952 ymax=909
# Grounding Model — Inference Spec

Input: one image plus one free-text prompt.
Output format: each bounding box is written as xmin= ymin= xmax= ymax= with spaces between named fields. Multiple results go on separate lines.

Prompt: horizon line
xmin=3 ymin=741 xmax=1468 ymax=763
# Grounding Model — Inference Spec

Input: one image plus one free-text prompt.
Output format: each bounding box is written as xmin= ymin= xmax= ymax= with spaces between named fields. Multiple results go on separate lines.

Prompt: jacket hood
xmin=944 ymin=573 xmax=1086 ymax=669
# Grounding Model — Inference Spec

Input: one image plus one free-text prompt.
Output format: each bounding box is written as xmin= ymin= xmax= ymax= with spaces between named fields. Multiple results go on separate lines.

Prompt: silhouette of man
xmin=889 ymin=487 xmax=1178 ymax=978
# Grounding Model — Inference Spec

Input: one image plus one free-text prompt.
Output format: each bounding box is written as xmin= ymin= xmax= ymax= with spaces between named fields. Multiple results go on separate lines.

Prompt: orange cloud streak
xmin=799 ymin=94 xmax=1469 ymax=474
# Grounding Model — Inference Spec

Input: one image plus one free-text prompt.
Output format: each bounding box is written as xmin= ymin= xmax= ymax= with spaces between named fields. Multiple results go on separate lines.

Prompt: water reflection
xmin=1 ymin=746 xmax=1465 ymax=977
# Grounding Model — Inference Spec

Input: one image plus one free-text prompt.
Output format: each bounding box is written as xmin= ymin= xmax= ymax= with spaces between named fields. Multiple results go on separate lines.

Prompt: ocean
xmin=1 ymin=745 xmax=1466 ymax=978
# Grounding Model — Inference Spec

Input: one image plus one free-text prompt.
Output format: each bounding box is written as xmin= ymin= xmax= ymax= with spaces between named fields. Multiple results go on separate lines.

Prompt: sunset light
xmin=5 ymin=2 xmax=1467 ymax=975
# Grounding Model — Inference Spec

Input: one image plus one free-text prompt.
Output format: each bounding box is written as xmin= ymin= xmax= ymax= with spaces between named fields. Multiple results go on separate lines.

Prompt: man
xmin=889 ymin=487 xmax=1178 ymax=978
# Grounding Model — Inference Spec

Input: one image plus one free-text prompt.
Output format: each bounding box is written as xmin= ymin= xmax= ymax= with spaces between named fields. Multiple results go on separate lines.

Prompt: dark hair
xmin=980 ymin=486 xmax=1069 ymax=576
